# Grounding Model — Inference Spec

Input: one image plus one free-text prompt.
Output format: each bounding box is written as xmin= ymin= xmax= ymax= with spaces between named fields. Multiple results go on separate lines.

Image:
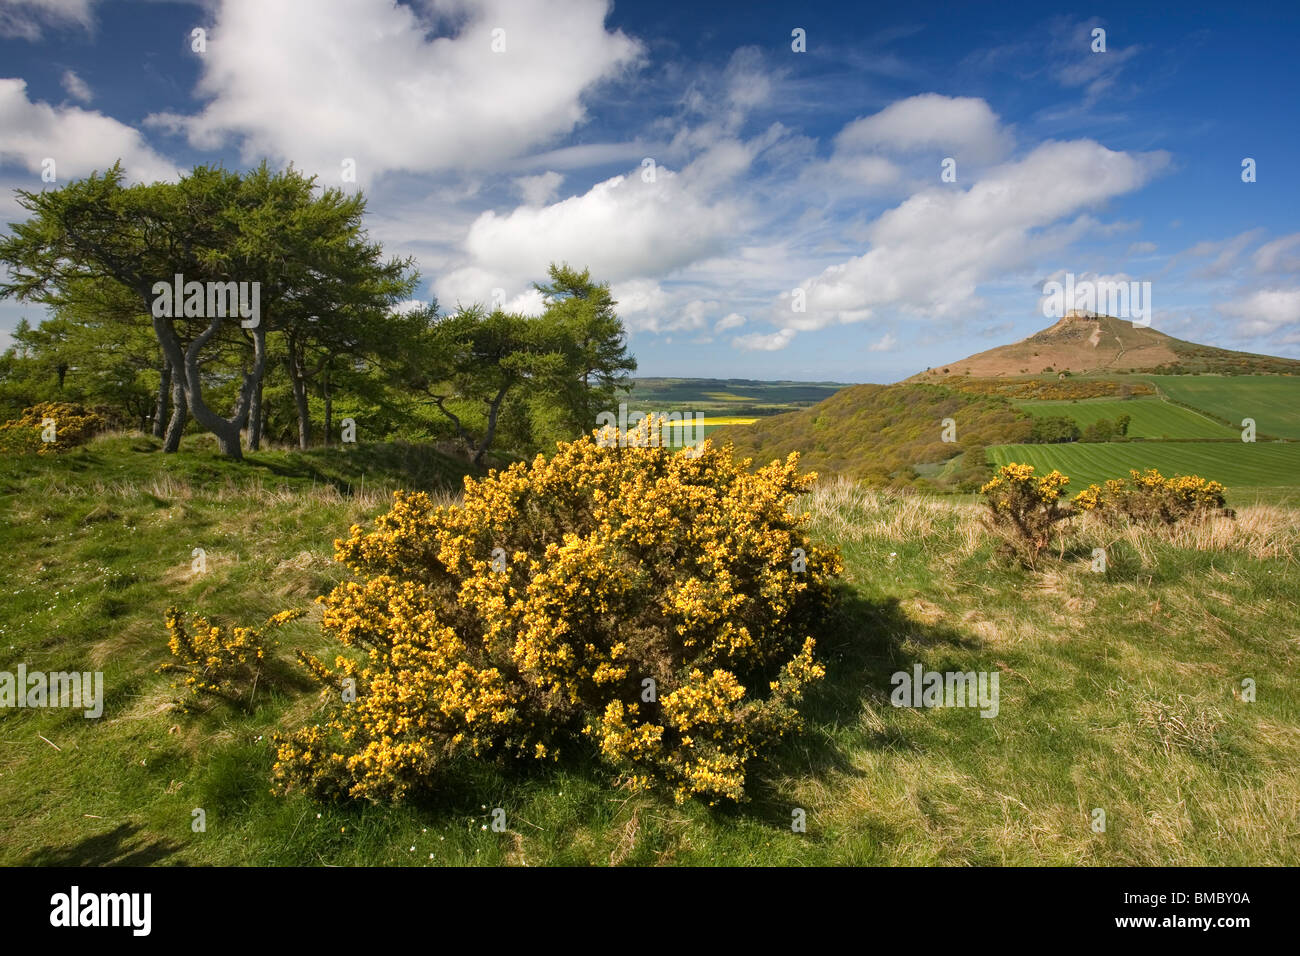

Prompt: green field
xmin=1142 ymin=375 xmax=1300 ymax=439
xmin=988 ymin=441 xmax=1300 ymax=497
xmin=625 ymin=378 xmax=848 ymax=416
xmin=1016 ymin=397 xmax=1237 ymax=439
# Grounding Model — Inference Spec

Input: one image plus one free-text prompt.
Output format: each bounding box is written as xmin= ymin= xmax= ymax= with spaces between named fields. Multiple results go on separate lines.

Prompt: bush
xmin=160 ymin=607 xmax=303 ymax=712
xmin=1074 ymin=469 xmax=1227 ymax=525
xmin=272 ymin=418 xmax=842 ymax=804
xmin=0 ymin=401 xmax=106 ymax=454
xmin=980 ymin=463 xmax=1071 ymax=565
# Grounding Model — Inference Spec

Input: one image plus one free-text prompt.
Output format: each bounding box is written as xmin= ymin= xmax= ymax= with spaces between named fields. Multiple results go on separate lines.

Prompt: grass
xmin=2 ymin=433 xmax=1298 ymax=865
xmin=987 ymin=441 xmax=1300 ymax=503
xmin=1141 ymin=375 xmax=1300 ymax=439
xmin=1015 ymin=397 xmax=1237 ymax=439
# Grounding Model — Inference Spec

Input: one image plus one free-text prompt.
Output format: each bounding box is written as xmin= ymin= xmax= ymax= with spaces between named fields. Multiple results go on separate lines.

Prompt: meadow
xmin=2 ymin=433 xmax=1297 ymax=865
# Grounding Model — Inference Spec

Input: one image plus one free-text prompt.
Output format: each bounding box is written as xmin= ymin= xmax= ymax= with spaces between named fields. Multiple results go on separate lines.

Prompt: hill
xmin=909 ymin=312 xmax=1300 ymax=380
xmin=713 ymin=382 xmax=1031 ymax=490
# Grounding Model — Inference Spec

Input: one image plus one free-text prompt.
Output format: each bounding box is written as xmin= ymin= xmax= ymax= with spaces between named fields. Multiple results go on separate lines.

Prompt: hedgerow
xmin=271 ymin=418 xmax=842 ymax=805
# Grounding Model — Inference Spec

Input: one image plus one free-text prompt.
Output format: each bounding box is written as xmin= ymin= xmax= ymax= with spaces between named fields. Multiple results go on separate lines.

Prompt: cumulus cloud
xmin=834 ymin=94 xmax=1012 ymax=164
xmin=868 ymin=332 xmax=897 ymax=351
xmin=0 ymin=78 xmax=178 ymax=184
xmin=436 ymin=165 xmax=738 ymax=306
xmin=715 ymin=312 xmax=745 ymax=332
xmin=783 ymin=138 xmax=1168 ymax=329
xmin=147 ymin=0 xmax=642 ymax=183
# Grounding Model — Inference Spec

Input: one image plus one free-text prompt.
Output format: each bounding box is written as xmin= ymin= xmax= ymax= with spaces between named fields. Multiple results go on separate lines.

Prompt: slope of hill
xmin=712 ymin=383 xmax=1030 ymax=489
xmin=910 ymin=312 xmax=1300 ymax=380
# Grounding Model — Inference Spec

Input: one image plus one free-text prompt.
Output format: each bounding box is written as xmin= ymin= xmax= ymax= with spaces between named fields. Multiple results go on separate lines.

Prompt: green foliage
xmin=715 ymin=383 xmax=1034 ymax=491
xmin=1028 ymin=415 xmax=1081 ymax=444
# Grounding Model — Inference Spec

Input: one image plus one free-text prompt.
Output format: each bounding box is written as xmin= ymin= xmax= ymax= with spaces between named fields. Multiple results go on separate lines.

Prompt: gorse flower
xmin=271 ymin=418 xmax=841 ymax=804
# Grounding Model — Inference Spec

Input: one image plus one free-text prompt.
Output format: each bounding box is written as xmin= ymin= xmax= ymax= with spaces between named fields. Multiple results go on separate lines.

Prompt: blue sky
xmin=1 ymin=0 xmax=1298 ymax=382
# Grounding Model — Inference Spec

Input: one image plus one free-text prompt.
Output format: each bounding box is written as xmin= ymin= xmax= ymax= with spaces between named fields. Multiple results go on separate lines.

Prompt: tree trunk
xmin=163 ymin=374 xmax=187 ymax=452
xmin=153 ymin=359 xmax=171 ymax=439
xmin=323 ymin=364 xmax=332 ymax=446
xmin=291 ymin=364 xmax=311 ymax=449
xmin=473 ymin=385 xmax=510 ymax=466
xmin=248 ymin=376 xmax=263 ymax=451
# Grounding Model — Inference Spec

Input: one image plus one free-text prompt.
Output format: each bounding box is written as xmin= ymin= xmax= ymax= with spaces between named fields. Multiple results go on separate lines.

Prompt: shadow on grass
xmin=20 ymin=822 xmax=183 ymax=867
xmin=737 ymin=585 xmax=986 ymax=829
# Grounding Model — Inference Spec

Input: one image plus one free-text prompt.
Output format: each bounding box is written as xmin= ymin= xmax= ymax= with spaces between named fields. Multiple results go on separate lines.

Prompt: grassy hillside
xmin=1145 ymin=375 xmax=1300 ymax=439
xmin=988 ymin=442 xmax=1300 ymax=500
xmin=3 ymin=437 xmax=1299 ymax=865
xmin=1015 ymin=398 xmax=1238 ymax=440
xmin=713 ymin=383 xmax=1032 ymax=490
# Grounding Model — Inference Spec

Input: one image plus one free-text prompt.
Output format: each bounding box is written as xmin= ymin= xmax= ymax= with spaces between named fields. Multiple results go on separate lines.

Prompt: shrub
xmin=979 ymin=462 xmax=1071 ymax=565
xmin=272 ymin=418 xmax=842 ymax=805
xmin=0 ymin=401 xmax=106 ymax=454
xmin=160 ymin=607 xmax=303 ymax=712
xmin=1074 ymin=469 xmax=1227 ymax=525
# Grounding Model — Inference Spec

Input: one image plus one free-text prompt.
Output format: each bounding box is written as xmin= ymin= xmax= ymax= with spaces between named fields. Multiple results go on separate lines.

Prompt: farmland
xmin=987 ymin=441 xmax=1300 ymax=501
xmin=1143 ymin=375 xmax=1300 ymax=439
xmin=1015 ymin=397 xmax=1237 ymax=439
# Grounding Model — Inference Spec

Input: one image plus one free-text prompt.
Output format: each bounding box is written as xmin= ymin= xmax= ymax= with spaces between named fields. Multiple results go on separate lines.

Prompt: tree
xmin=532 ymin=263 xmax=636 ymax=438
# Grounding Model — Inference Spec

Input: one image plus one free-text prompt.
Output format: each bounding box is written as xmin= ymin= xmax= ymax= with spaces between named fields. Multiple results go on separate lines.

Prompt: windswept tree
xmin=0 ymin=161 xmax=417 ymax=458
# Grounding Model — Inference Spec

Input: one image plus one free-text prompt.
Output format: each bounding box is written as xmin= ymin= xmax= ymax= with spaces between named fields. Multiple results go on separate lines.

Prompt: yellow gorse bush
xmin=272 ymin=417 xmax=842 ymax=804
xmin=0 ymin=401 xmax=106 ymax=454
xmin=160 ymin=607 xmax=304 ymax=712
xmin=1074 ymin=468 xmax=1227 ymax=525
xmin=979 ymin=462 xmax=1072 ymax=564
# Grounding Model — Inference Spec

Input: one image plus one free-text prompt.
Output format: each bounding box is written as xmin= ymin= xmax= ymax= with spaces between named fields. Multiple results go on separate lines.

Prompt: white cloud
xmin=1127 ymin=240 xmax=1157 ymax=255
xmin=783 ymin=139 xmax=1168 ymax=329
xmin=1218 ymin=288 xmax=1300 ymax=336
xmin=0 ymin=0 xmax=94 ymax=39
xmin=868 ymin=332 xmax=897 ymax=351
xmin=60 ymin=69 xmax=92 ymax=104
xmin=834 ymin=94 xmax=1012 ymax=164
xmin=514 ymin=170 xmax=564 ymax=205
xmin=148 ymin=0 xmax=642 ymax=183
xmin=1253 ymin=233 xmax=1300 ymax=274
xmin=733 ymin=327 xmax=796 ymax=351
xmin=437 ymin=165 xmax=738 ymax=306
xmin=0 ymin=78 xmax=178 ymax=184
xmin=715 ymin=312 xmax=745 ymax=332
